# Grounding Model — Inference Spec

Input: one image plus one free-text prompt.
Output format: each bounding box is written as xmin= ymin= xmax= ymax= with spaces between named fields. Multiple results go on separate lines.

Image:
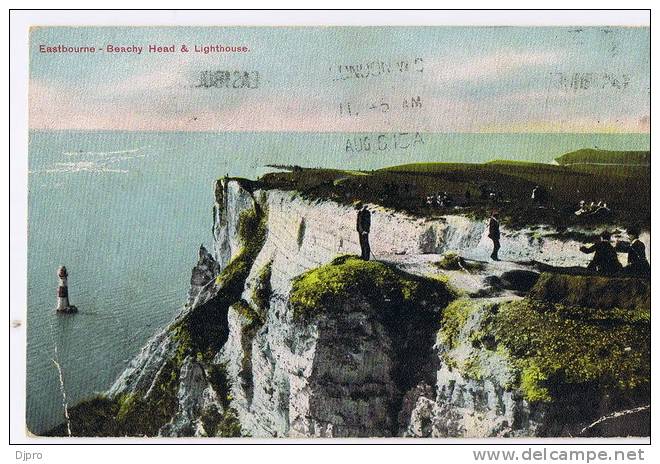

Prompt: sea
xmin=25 ymin=130 xmax=650 ymax=433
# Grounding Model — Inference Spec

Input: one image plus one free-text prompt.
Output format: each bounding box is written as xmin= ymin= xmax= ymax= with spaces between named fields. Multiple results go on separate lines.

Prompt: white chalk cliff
xmin=108 ymin=179 xmax=649 ymax=438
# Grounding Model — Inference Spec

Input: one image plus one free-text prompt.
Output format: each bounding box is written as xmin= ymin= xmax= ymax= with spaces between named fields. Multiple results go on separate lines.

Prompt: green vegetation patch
xmin=493 ymin=299 xmax=650 ymax=404
xmin=437 ymin=274 xmax=650 ymax=406
xmin=252 ymin=260 xmax=273 ymax=317
xmin=437 ymin=299 xmax=501 ymax=380
xmin=234 ymin=299 xmax=265 ymax=331
xmin=45 ymin=358 xmax=181 ymax=437
xmin=215 ymin=206 xmax=268 ymax=292
xmin=200 ymin=362 xmax=243 ymax=437
xmin=437 ymin=298 xmax=479 ymax=350
xmin=555 ymin=149 xmax=650 ymax=166
xmin=112 ymin=359 xmax=181 ymax=436
xmin=202 ymin=406 xmax=242 ymax=437
xmin=290 ymin=255 xmax=457 ymax=321
xmin=233 ymin=299 xmax=263 ymax=393
xmin=172 ymin=204 xmax=267 ymax=358
xmin=434 ymin=252 xmax=485 ymax=272
xmin=529 ymin=273 xmax=650 ymax=311
xmin=257 ymin=155 xmax=649 ymax=229
xmin=43 ymin=395 xmax=120 ymax=437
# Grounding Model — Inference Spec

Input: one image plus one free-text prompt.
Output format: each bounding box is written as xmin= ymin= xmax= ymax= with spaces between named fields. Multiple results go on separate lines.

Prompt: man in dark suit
xmin=488 ymin=212 xmax=501 ymax=261
xmin=357 ymin=204 xmax=371 ymax=260
xmin=622 ymin=227 xmax=650 ymax=277
xmin=580 ymin=230 xmax=622 ymax=275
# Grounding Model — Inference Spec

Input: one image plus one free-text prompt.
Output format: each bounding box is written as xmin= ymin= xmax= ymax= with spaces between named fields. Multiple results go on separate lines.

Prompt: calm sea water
xmin=26 ymin=130 xmax=649 ymax=433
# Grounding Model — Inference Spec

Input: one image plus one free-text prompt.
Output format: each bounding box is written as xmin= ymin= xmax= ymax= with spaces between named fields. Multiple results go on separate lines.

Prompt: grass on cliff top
xmin=528 ymin=273 xmax=650 ymax=311
xmin=494 ymin=298 xmax=650 ymax=403
xmin=440 ymin=273 xmax=650 ymax=405
xmin=515 ymin=272 xmax=651 ymax=403
xmin=555 ymin=149 xmax=650 ymax=166
xmin=289 ymin=255 xmax=457 ymax=321
xmin=255 ymin=154 xmax=649 ymax=229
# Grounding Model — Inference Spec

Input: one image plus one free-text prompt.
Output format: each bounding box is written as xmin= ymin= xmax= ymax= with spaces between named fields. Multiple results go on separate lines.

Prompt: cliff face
xmin=103 ymin=179 xmax=649 ymax=438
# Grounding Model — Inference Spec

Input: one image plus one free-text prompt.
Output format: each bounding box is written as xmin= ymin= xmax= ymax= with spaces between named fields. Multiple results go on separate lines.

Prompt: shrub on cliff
xmin=252 ymin=260 xmax=273 ymax=317
xmin=215 ymin=205 xmax=268 ymax=293
xmin=289 ymin=255 xmax=457 ymax=320
xmin=43 ymin=395 xmax=120 ymax=437
xmin=528 ymin=273 xmax=650 ymax=311
xmin=434 ymin=252 xmax=484 ymax=272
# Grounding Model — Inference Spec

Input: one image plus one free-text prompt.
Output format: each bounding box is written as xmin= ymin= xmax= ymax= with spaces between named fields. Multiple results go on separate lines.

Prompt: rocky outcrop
xmin=108 ymin=324 xmax=180 ymax=399
xmin=224 ymin=295 xmax=403 ymax=438
xmin=213 ymin=178 xmax=256 ymax=268
xmin=160 ymin=356 xmax=219 ymax=437
xmin=187 ymin=245 xmax=220 ymax=306
xmin=402 ymin=285 xmax=650 ymax=438
xmin=106 ymin=178 xmax=262 ymax=437
xmin=403 ymin=299 xmax=542 ymax=438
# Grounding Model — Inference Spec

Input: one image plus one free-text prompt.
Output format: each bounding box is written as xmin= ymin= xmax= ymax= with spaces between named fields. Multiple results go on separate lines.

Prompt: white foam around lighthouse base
xmin=55 ymin=305 xmax=78 ymax=314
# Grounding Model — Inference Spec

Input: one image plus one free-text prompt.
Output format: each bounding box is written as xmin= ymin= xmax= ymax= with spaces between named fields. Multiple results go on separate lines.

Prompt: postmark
xmin=551 ymin=71 xmax=631 ymax=92
xmin=331 ymin=57 xmax=424 ymax=82
xmin=195 ymin=70 xmax=260 ymax=89
xmin=338 ymin=95 xmax=423 ymax=117
xmin=344 ymin=132 xmax=426 ymax=153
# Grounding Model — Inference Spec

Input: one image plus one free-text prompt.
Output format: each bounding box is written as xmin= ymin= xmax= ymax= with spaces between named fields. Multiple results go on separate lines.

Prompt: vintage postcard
xmin=15 ymin=13 xmax=650 ymax=442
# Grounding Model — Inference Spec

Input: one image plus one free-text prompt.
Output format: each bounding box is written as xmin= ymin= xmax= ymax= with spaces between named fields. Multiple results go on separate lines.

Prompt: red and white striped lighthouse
xmin=56 ymin=266 xmax=77 ymax=313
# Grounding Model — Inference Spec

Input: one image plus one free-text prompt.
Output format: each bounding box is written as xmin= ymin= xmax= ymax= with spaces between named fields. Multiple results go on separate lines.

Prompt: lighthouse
xmin=56 ymin=266 xmax=77 ymax=313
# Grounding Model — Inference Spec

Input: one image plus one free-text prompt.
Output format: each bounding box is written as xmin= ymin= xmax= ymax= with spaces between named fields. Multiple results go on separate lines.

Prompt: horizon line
xmin=27 ymin=129 xmax=651 ymax=135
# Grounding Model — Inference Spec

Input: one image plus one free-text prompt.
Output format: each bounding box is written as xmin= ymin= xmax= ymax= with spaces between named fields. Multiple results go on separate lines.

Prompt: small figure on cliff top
xmin=356 ymin=204 xmax=371 ymax=260
xmin=580 ymin=230 xmax=622 ymax=276
xmin=531 ymin=185 xmax=546 ymax=206
xmin=438 ymin=191 xmax=453 ymax=207
xmin=574 ymin=200 xmax=588 ymax=216
xmin=488 ymin=212 xmax=501 ymax=261
xmin=617 ymin=226 xmax=650 ymax=277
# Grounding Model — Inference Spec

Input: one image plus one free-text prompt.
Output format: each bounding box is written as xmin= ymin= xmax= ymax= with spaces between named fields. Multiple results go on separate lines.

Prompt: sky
xmin=29 ymin=26 xmax=650 ymax=133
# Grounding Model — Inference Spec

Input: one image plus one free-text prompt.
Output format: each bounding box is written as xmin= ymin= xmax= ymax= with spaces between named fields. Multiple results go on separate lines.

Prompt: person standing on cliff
xmin=357 ymin=204 xmax=371 ymax=260
xmin=488 ymin=212 xmax=501 ymax=261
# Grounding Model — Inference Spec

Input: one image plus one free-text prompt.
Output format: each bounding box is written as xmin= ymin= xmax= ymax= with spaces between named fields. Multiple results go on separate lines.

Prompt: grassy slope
xmin=440 ymin=273 xmax=650 ymax=419
xmin=555 ymin=149 xmax=650 ymax=166
xmin=257 ymin=154 xmax=649 ymax=229
xmin=494 ymin=276 xmax=650 ymax=410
